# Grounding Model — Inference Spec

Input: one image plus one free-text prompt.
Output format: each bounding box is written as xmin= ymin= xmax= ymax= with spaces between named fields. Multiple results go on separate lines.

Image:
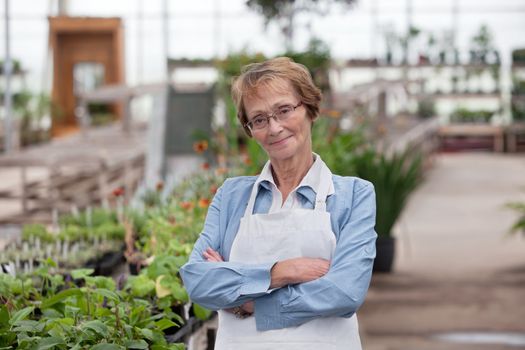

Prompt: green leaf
xmin=124 ymin=340 xmax=149 ymax=349
xmin=35 ymin=336 xmax=66 ymax=350
xmin=154 ymin=318 xmax=177 ymax=331
xmin=168 ymin=344 xmax=186 ymax=350
xmin=71 ymin=268 xmax=94 ymax=280
xmin=128 ymin=275 xmax=155 ymax=298
xmin=192 ymin=303 xmax=211 ymax=320
xmin=93 ymin=288 xmax=120 ymax=302
xmin=9 ymin=306 xmax=34 ymax=326
xmin=0 ymin=305 xmax=9 ymax=326
xmin=13 ymin=320 xmax=44 ymax=333
xmin=81 ymin=320 xmax=108 ymax=336
xmin=42 ymin=289 xmax=83 ymax=309
xmin=170 ymin=283 xmax=188 ymax=303
xmin=139 ymin=328 xmax=154 ymax=340
xmin=91 ymin=344 xmax=122 ymax=350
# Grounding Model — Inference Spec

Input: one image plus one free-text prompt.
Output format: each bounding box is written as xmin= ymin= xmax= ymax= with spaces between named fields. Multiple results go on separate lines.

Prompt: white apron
xmin=215 ymin=162 xmax=362 ymax=350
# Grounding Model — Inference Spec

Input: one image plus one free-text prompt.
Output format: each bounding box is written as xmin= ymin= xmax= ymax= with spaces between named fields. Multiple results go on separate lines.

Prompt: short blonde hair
xmin=231 ymin=57 xmax=322 ymax=137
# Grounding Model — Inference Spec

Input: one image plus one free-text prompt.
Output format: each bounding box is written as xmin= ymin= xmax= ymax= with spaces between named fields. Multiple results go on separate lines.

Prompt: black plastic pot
xmin=373 ymin=236 xmax=395 ymax=273
xmin=85 ymin=250 xmax=124 ymax=276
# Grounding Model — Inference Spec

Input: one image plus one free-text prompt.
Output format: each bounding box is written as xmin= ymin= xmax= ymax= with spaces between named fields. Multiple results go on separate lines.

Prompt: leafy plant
xmin=312 ymin=116 xmax=366 ymax=176
xmin=246 ymin=0 xmax=356 ymax=50
xmin=0 ymin=264 xmax=185 ymax=349
xmin=450 ymin=107 xmax=494 ymax=123
xmin=417 ymin=97 xmax=436 ymax=119
xmin=506 ymin=202 xmax=525 ymax=235
xmin=511 ymin=99 xmax=525 ymax=122
xmin=285 ymin=37 xmax=332 ymax=91
xmin=352 ymin=148 xmax=423 ymax=237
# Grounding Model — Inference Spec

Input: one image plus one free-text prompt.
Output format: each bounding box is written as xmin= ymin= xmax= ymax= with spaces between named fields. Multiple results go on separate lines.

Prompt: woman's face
xmin=244 ymin=79 xmax=313 ymax=162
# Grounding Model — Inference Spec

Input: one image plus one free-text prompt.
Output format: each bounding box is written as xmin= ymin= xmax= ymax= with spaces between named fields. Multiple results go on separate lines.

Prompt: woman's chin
xmin=267 ymin=147 xmax=297 ymax=161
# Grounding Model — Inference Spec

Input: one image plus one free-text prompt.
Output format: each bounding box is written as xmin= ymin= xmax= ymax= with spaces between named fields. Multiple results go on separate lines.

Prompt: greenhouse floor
xmin=359 ymin=152 xmax=525 ymax=350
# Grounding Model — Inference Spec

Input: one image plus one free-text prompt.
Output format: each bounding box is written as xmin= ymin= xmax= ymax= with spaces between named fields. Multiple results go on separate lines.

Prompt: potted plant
xmin=352 ymin=148 xmax=423 ymax=272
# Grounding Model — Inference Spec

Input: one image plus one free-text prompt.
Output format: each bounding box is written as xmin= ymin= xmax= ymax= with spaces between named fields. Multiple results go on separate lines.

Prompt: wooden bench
xmin=439 ymin=124 xmax=504 ymax=152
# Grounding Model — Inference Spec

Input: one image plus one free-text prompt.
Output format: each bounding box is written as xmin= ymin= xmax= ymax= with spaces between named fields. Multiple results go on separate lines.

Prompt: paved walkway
xmin=359 ymin=152 xmax=525 ymax=349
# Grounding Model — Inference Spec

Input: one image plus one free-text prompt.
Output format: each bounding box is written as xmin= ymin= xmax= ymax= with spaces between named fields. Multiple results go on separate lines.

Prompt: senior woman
xmin=180 ymin=57 xmax=377 ymax=349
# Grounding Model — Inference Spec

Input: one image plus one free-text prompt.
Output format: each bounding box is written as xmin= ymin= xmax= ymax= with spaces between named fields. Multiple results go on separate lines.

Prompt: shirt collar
xmin=255 ymin=153 xmax=334 ymax=201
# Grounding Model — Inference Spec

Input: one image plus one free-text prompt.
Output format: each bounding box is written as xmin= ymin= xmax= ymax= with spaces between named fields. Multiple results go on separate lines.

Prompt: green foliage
xmin=512 ymin=79 xmax=525 ymax=95
xmin=450 ymin=107 xmax=494 ymax=123
xmin=0 ymin=262 xmax=185 ymax=349
xmin=246 ymin=0 xmax=356 ymax=24
xmin=512 ymin=48 xmax=525 ymax=64
xmin=285 ymin=38 xmax=332 ymax=91
xmin=312 ymin=116 xmax=366 ymax=176
xmin=21 ymin=224 xmax=53 ymax=243
xmin=511 ymin=100 xmax=525 ymax=122
xmin=417 ymin=98 xmax=436 ymax=119
xmin=470 ymin=24 xmax=498 ymax=64
xmin=352 ymin=148 xmax=423 ymax=237
xmin=506 ymin=202 xmax=525 ymax=235
xmin=0 ymin=58 xmax=22 ymax=73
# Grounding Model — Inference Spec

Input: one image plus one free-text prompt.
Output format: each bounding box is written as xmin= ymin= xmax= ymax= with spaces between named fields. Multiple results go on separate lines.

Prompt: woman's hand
xmin=203 ymin=247 xmax=224 ymax=262
xmin=270 ymin=258 xmax=330 ymax=289
xmin=203 ymin=248 xmax=254 ymax=317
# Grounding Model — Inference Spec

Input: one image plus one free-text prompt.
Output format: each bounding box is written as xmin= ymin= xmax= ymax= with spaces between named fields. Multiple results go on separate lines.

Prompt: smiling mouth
xmin=270 ymin=136 xmax=292 ymax=145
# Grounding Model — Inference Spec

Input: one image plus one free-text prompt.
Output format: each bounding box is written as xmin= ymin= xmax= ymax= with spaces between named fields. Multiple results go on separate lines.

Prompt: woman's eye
xmin=253 ymin=117 xmax=266 ymax=126
xmin=279 ymin=105 xmax=293 ymax=114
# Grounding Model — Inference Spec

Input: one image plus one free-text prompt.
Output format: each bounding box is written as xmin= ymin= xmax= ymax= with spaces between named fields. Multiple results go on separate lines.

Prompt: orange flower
xmin=244 ymin=157 xmax=252 ymax=166
xmin=180 ymin=201 xmax=194 ymax=210
xmin=193 ymin=140 xmax=208 ymax=154
xmin=201 ymin=162 xmax=210 ymax=170
xmin=321 ymin=109 xmax=342 ymax=119
xmin=210 ymin=184 xmax=218 ymax=195
xmin=112 ymin=187 xmax=125 ymax=197
xmin=198 ymin=198 xmax=211 ymax=208
xmin=215 ymin=167 xmax=228 ymax=176
xmin=156 ymin=181 xmax=164 ymax=192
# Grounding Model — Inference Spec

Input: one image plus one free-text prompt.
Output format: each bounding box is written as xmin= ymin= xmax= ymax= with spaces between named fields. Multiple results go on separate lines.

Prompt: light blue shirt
xmin=180 ymin=172 xmax=377 ymax=331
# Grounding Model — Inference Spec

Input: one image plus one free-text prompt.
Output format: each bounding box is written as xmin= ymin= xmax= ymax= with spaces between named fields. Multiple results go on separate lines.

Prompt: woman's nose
xmin=267 ymin=116 xmax=283 ymax=135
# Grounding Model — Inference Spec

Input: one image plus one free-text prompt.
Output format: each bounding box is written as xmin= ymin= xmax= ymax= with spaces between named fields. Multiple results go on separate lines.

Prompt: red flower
xmin=198 ymin=198 xmax=211 ymax=208
xmin=112 ymin=187 xmax=125 ymax=197
xmin=180 ymin=201 xmax=194 ymax=210
xmin=210 ymin=184 xmax=218 ymax=194
xmin=201 ymin=162 xmax=210 ymax=170
xmin=193 ymin=140 xmax=208 ymax=154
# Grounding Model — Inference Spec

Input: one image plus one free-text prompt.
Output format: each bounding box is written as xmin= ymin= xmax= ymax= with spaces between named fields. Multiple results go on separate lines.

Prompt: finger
xmin=203 ymin=251 xmax=219 ymax=262
xmin=207 ymin=248 xmax=224 ymax=262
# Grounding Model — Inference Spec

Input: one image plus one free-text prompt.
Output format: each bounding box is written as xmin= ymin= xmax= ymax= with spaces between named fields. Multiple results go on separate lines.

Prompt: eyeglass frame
xmin=244 ymin=101 xmax=303 ymax=132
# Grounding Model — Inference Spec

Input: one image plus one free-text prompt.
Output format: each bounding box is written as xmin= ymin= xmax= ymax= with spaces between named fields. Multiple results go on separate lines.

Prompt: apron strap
xmin=244 ymin=160 xmax=272 ymax=217
xmin=313 ymin=159 xmax=334 ymax=212
xmin=244 ymin=180 xmax=260 ymax=217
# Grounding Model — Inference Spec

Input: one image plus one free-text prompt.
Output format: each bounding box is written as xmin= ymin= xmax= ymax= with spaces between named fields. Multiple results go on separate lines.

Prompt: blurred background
xmin=0 ymin=1 xmax=524 ymax=349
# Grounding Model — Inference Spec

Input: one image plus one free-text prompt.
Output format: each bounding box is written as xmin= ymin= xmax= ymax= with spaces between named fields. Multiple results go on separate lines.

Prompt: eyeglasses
xmin=245 ymin=102 xmax=303 ymax=132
